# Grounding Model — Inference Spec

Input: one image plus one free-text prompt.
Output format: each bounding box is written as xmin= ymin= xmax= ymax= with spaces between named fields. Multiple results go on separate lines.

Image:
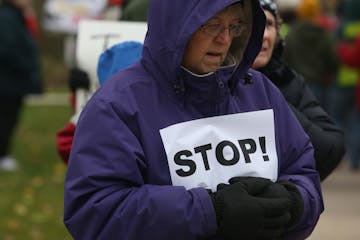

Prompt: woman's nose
xmin=214 ymin=28 xmax=232 ymax=44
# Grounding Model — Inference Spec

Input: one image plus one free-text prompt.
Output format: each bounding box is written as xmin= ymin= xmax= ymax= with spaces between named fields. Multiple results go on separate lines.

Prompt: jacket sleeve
xmin=63 ymin=98 xmax=217 ymax=240
xmin=284 ymin=73 xmax=345 ymax=181
xmin=266 ymin=79 xmax=324 ymax=239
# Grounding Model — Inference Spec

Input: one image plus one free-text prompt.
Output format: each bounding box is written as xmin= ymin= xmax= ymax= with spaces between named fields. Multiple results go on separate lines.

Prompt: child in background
xmin=56 ymin=41 xmax=143 ymax=164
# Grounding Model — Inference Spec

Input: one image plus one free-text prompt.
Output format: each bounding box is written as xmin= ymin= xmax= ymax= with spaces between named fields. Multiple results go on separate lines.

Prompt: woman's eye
xmin=266 ymin=21 xmax=275 ymax=28
xmin=207 ymin=23 xmax=221 ymax=29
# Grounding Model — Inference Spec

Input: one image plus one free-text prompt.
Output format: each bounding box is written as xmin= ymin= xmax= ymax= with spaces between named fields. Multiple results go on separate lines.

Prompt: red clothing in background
xmin=337 ymin=35 xmax=360 ymax=109
xmin=24 ymin=13 xmax=40 ymax=40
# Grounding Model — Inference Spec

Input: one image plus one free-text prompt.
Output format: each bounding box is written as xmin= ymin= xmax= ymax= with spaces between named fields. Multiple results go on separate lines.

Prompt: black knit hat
xmin=259 ymin=0 xmax=278 ymax=18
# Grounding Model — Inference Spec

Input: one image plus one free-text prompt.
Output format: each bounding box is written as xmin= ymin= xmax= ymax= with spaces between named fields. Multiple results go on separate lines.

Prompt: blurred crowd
xmin=276 ymin=0 xmax=360 ymax=171
xmin=271 ymin=0 xmax=360 ymax=172
xmin=273 ymin=2 xmax=360 ymax=237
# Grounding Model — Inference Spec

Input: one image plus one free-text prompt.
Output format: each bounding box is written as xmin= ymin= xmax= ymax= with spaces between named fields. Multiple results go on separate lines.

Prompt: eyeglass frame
xmin=199 ymin=22 xmax=248 ymax=37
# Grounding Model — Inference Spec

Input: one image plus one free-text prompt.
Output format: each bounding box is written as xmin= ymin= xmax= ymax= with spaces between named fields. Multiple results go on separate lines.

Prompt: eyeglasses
xmin=200 ymin=22 xmax=247 ymax=37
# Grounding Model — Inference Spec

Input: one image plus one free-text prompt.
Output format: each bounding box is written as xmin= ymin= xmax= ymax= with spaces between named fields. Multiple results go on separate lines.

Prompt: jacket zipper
xmin=215 ymin=73 xmax=225 ymax=115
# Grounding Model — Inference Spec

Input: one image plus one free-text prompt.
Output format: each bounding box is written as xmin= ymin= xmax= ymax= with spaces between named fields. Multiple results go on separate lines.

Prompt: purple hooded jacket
xmin=64 ymin=0 xmax=323 ymax=239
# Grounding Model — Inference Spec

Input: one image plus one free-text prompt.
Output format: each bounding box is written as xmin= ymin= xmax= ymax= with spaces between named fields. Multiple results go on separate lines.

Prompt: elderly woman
xmin=253 ymin=0 xmax=345 ymax=181
xmin=64 ymin=0 xmax=323 ymax=239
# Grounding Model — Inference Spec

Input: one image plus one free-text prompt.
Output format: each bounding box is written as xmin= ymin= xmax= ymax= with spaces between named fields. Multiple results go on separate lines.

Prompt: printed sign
xmin=160 ymin=110 xmax=278 ymax=191
xmin=75 ymin=19 xmax=147 ymax=114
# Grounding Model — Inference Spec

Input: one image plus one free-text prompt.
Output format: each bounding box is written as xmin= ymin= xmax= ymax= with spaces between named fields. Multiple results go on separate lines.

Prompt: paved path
xmin=309 ymin=160 xmax=360 ymax=239
xmin=25 ymin=93 xmax=69 ymax=106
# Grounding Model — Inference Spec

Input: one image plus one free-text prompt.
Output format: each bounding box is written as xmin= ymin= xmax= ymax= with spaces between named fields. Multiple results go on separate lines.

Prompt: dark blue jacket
xmin=64 ymin=0 xmax=323 ymax=239
xmin=0 ymin=3 xmax=42 ymax=97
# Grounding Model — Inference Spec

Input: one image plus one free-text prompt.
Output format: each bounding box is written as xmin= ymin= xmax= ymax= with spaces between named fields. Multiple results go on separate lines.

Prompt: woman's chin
xmin=253 ymin=56 xmax=269 ymax=69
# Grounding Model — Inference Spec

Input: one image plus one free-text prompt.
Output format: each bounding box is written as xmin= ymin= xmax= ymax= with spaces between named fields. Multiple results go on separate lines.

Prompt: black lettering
xmin=238 ymin=139 xmax=256 ymax=163
xmin=91 ymin=33 xmax=121 ymax=50
xmin=194 ymin=144 xmax=212 ymax=171
xmin=259 ymin=136 xmax=269 ymax=161
xmin=174 ymin=150 xmax=196 ymax=177
xmin=216 ymin=140 xmax=240 ymax=166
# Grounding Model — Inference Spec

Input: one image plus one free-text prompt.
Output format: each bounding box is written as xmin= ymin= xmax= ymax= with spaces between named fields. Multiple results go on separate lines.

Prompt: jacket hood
xmin=141 ymin=0 xmax=265 ymax=93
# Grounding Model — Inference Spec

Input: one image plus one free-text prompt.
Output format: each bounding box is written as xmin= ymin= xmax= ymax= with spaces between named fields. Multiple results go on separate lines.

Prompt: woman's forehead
xmin=216 ymin=2 xmax=244 ymax=16
xmin=210 ymin=1 xmax=251 ymax=21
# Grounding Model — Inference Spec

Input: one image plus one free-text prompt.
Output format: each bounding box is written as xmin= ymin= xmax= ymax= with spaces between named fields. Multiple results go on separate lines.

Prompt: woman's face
xmin=182 ymin=2 xmax=251 ymax=75
xmin=252 ymin=10 xmax=277 ymax=69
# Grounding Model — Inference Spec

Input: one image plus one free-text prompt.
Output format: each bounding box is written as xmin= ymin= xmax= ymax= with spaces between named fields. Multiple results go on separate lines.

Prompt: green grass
xmin=0 ymin=104 xmax=73 ymax=240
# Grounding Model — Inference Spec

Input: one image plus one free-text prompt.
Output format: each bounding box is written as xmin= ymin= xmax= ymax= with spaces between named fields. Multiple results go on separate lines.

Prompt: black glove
xmin=277 ymin=180 xmax=304 ymax=228
xmin=209 ymin=178 xmax=291 ymax=240
xmin=68 ymin=67 xmax=90 ymax=92
xmin=230 ymin=177 xmax=304 ymax=228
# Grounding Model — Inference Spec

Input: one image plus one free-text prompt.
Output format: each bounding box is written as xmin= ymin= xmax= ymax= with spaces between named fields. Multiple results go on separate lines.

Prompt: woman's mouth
xmin=207 ymin=52 xmax=222 ymax=57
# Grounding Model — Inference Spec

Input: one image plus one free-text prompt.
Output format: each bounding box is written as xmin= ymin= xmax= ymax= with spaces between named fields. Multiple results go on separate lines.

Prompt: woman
xmin=64 ymin=0 xmax=323 ymax=239
xmin=253 ymin=0 xmax=345 ymax=181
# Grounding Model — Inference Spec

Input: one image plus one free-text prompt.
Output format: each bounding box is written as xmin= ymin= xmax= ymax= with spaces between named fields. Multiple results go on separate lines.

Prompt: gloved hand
xmin=68 ymin=67 xmax=90 ymax=92
xmin=209 ymin=178 xmax=291 ymax=240
xmin=277 ymin=180 xmax=304 ymax=228
xmin=56 ymin=122 xmax=76 ymax=165
xmin=230 ymin=177 xmax=304 ymax=229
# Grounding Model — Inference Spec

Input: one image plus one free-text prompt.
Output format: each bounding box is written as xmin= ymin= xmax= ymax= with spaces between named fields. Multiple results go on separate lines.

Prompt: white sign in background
xmin=75 ymin=20 xmax=147 ymax=114
xmin=160 ymin=109 xmax=278 ymax=192
xmin=43 ymin=0 xmax=108 ymax=34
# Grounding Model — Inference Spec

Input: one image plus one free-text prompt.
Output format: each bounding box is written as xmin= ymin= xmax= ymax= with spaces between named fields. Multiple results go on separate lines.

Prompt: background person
xmin=0 ymin=0 xmax=43 ymax=171
xmin=56 ymin=41 xmax=143 ymax=164
xmin=253 ymin=0 xmax=345 ymax=181
xmin=283 ymin=0 xmax=339 ymax=109
xmin=64 ymin=1 xmax=323 ymax=239
xmin=328 ymin=0 xmax=360 ymax=170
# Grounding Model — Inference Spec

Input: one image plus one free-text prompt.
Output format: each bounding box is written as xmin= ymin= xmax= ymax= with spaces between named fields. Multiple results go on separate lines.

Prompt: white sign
xmin=160 ymin=110 xmax=278 ymax=192
xmin=75 ymin=20 xmax=147 ymax=114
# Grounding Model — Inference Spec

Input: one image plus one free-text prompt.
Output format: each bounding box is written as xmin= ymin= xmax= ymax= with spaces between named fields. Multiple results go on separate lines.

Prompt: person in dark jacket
xmin=64 ymin=1 xmax=323 ymax=239
xmin=253 ymin=0 xmax=345 ymax=181
xmin=283 ymin=0 xmax=338 ymax=108
xmin=0 ymin=0 xmax=42 ymax=171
